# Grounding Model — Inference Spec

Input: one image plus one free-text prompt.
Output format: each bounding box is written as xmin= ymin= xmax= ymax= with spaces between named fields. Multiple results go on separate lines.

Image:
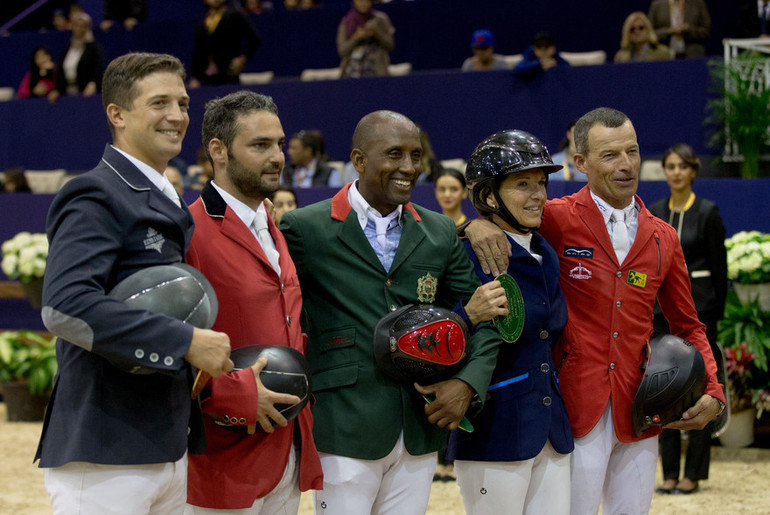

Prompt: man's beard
xmin=226 ymin=153 xmax=280 ymax=201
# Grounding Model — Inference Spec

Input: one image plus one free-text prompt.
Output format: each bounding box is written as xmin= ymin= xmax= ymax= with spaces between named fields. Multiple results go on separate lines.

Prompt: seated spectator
xmin=240 ymin=0 xmax=274 ymax=14
xmin=17 ymin=47 xmax=58 ymax=99
xmin=100 ymin=0 xmax=147 ymax=32
xmin=48 ymin=11 xmax=104 ymax=103
xmin=614 ymin=11 xmax=672 ymax=62
xmin=281 ymin=130 xmax=338 ymax=187
xmin=269 ymin=185 xmax=298 ymax=225
xmin=512 ymin=31 xmax=569 ymax=79
xmin=735 ymin=0 xmax=770 ymax=38
xmin=417 ymin=126 xmax=446 ymax=183
xmin=189 ymin=0 xmax=260 ymax=88
xmin=337 ymin=0 xmax=394 ymax=78
xmin=550 ymin=119 xmax=586 ymax=182
xmin=461 ymin=29 xmax=510 ymax=72
xmin=3 ymin=168 xmax=32 ymax=193
xmin=648 ymin=0 xmax=711 ymax=58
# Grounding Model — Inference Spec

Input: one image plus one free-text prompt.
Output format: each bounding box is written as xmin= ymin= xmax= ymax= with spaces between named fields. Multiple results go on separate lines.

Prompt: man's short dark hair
xmin=533 ymin=31 xmax=555 ymax=48
xmin=573 ymin=107 xmax=630 ymax=155
xmin=291 ymin=129 xmax=325 ymax=158
xmin=102 ymin=53 xmax=186 ymax=136
xmin=201 ymin=90 xmax=279 ymax=165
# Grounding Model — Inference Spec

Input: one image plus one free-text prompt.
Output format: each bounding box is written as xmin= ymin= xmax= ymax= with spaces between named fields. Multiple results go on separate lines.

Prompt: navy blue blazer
xmin=36 ymin=145 xmax=204 ymax=467
xmin=448 ymin=231 xmax=574 ymax=462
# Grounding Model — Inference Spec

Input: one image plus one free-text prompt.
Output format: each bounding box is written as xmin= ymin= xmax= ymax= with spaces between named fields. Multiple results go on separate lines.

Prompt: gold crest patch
xmin=417 ymin=272 xmax=438 ymax=302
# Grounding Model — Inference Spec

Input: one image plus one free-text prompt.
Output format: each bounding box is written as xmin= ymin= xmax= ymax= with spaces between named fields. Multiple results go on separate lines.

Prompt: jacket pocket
xmin=313 ymin=363 xmax=358 ymax=392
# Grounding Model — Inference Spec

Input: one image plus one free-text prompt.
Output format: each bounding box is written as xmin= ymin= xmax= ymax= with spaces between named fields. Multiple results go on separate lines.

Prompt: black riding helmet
xmin=465 ymin=129 xmax=562 ymax=234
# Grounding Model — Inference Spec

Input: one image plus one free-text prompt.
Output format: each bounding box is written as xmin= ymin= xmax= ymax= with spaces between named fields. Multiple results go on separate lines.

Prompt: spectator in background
xmin=48 ymin=11 xmax=103 ymax=103
xmin=614 ymin=11 xmax=672 ymax=63
xmin=281 ymin=130 xmax=338 ymax=188
xmin=100 ymin=0 xmax=147 ymax=32
xmin=461 ymin=29 xmax=510 ymax=72
xmin=3 ymin=168 xmax=32 ymax=193
xmin=164 ymin=165 xmax=185 ymax=197
xmin=189 ymin=146 xmax=215 ymax=190
xmin=269 ymin=185 xmax=298 ymax=225
xmin=52 ymin=9 xmax=70 ymax=31
xmin=417 ymin=126 xmax=446 ymax=183
xmin=648 ymin=143 xmax=727 ymax=496
xmin=17 ymin=47 xmax=58 ymax=99
xmin=189 ymin=0 xmax=260 ymax=88
xmin=550 ymin=119 xmax=586 ymax=182
xmin=735 ymin=0 xmax=770 ymax=38
xmin=337 ymin=0 xmax=394 ymax=78
xmin=240 ymin=0 xmax=274 ymax=15
xmin=433 ymin=168 xmax=468 ymax=226
xmin=512 ymin=32 xmax=569 ymax=79
xmin=648 ymin=0 xmax=711 ymax=58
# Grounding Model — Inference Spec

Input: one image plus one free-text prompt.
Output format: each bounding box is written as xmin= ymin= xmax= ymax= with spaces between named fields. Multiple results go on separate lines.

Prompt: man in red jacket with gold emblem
xmin=185 ymin=90 xmax=322 ymax=513
xmin=464 ymin=107 xmax=725 ymax=515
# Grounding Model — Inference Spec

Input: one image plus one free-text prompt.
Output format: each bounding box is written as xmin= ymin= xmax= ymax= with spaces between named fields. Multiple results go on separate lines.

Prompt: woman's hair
xmin=662 ymin=143 xmax=701 ymax=176
xmin=269 ymin=185 xmax=299 ymax=205
xmin=620 ymin=12 xmax=659 ymax=51
xmin=433 ymin=167 xmax=466 ymax=189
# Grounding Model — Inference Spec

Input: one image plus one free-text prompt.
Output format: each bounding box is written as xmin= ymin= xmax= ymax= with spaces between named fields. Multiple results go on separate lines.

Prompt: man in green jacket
xmin=280 ymin=110 xmax=504 ymax=514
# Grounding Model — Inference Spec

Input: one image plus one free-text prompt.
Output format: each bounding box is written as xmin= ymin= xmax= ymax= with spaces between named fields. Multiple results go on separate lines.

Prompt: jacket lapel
xmin=389 ymin=204 xmax=424 ymax=274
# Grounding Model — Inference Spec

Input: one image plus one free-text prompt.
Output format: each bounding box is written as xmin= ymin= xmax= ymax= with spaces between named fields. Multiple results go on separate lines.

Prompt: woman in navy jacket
xmin=448 ymin=130 xmax=573 ymax=515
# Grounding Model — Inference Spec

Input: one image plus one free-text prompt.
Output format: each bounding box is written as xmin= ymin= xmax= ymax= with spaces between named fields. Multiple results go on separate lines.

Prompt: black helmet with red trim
xmin=632 ymin=333 xmax=706 ymax=436
xmin=465 ymin=129 xmax=562 ymax=234
xmin=373 ymin=304 xmax=469 ymax=385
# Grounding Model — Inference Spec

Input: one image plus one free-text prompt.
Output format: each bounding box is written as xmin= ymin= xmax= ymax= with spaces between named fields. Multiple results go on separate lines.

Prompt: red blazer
xmin=185 ymin=183 xmax=322 ymax=509
xmin=540 ymin=187 xmax=725 ymax=442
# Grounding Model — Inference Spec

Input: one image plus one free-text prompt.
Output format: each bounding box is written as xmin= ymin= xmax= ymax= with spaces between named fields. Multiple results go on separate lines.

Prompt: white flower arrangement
xmin=725 ymin=231 xmax=770 ymax=285
xmin=1 ymin=232 xmax=49 ymax=283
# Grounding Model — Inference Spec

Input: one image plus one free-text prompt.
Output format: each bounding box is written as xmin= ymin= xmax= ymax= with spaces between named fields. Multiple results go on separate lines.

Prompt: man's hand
xmin=663 ymin=394 xmax=721 ymax=431
xmin=465 ymin=280 xmax=508 ymax=325
xmin=414 ymin=379 xmax=474 ymax=431
xmin=249 ymin=356 xmax=301 ymax=434
xmin=185 ymin=327 xmax=233 ymax=378
xmin=464 ymin=219 xmax=511 ymax=276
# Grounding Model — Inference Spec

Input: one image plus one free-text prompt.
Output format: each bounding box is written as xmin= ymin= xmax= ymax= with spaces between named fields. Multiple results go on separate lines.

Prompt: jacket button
xmin=390 ymin=305 xmax=398 ymax=312
xmin=610 ymin=362 xmax=616 ymax=369
xmin=617 ymin=271 xmax=622 ymax=277
xmin=616 ymin=301 xmax=621 ymax=307
xmin=386 ymin=279 xmax=392 ymax=286
xmin=149 ymin=352 xmax=159 ymax=363
xmin=281 ymin=283 xmax=286 ymax=292
xmin=542 ymin=396 xmax=552 ymax=406
xmin=286 ymin=316 xmax=292 ymax=326
xmin=613 ymin=331 xmax=618 ymax=338
xmin=163 ymin=356 xmax=174 ymax=366
xmin=135 ymin=349 xmax=145 ymax=359
xmin=539 ymin=330 xmax=549 ymax=340
xmin=540 ymin=363 xmax=550 ymax=373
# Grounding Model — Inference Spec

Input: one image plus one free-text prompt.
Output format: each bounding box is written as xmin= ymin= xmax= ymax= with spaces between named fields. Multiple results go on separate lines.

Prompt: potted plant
xmin=0 ymin=330 xmax=57 ymax=422
xmin=706 ymin=56 xmax=770 ymax=178
xmin=0 ymin=231 xmax=48 ymax=309
xmin=725 ymin=230 xmax=770 ymax=310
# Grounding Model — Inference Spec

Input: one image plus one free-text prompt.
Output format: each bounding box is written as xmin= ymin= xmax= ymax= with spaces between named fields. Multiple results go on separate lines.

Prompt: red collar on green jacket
xmin=330 ymin=182 xmax=422 ymax=222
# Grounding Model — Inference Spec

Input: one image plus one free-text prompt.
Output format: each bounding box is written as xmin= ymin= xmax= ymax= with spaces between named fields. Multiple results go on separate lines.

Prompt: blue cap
xmin=471 ymin=29 xmax=494 ymax=48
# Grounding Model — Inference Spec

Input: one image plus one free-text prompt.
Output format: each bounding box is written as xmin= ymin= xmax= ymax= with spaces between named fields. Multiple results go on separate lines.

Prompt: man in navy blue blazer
xmin=35 ymin=52 xmax=233 ymax=514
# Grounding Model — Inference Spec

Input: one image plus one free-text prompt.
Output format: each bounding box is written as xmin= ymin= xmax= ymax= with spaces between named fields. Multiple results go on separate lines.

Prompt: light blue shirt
xmin=347 ymin=181 xmax=403 ymax=272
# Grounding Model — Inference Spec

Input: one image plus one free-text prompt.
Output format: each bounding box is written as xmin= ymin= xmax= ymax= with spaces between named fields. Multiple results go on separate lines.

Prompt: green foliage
xmin=706 ymin=56 xmax=770 ymax=178
xmin=0 ymin=331 xmax=57 ymax=395
xmin=719 ymin=291 xmax=770 ymax=373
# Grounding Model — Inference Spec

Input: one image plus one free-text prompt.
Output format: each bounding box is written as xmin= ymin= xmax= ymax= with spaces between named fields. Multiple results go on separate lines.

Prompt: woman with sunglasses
xmin=614 ymin=12 xmax=672 ymax=63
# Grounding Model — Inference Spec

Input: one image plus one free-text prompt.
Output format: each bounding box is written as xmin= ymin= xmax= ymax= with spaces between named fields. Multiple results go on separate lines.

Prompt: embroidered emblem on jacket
xmin=564 ymin=246 xmax=594 ymax=258
xmin=143 ymin=227 xmax=166 ymax=253
xmin=627 ymin=270 xmax=647 ymax=287
xmin=417 ymin=272 xmax=438 ymax=302
xmin=569 ymin=263 xmax=592 ymax=280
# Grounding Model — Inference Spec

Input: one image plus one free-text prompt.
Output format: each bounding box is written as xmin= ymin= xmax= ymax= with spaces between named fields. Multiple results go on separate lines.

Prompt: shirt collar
xmin=210 ymin=180 xmax=264 ymax=229
xmin=590 ymin=190 xmax=638 ymax=225
xmin=347 ymin=180 xmax=403 ymax=231
xmin=111 ymin=145 xmax=169 ymax=192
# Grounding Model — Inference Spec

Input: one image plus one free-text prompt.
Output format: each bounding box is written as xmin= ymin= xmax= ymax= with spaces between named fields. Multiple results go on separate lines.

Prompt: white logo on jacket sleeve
xmin=143 ymin=227 xmax=166 ymax=253
xmin=569 ymin=262 xmax=592 ymax=280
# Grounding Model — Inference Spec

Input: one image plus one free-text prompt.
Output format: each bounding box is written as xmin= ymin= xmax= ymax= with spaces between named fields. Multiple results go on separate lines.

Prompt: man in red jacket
xmin=464 ymin=107 xmax=724 ymax=514
xmin=185 ymin=90 xmax=323 ymax=513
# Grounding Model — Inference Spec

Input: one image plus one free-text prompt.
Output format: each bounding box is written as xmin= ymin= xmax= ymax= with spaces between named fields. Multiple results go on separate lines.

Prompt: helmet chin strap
xmin=490 ymin=189 xmax=539 ymax=234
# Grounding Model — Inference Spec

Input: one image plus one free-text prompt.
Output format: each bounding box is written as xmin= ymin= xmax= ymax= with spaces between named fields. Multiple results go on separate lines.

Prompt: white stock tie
xmin=611 ymin=209 xmax=630 ymax=264
xmin=254 ymin=213 xmax=282 ymax=275
xmin=161 ymin=179 xmax=181 ymax=208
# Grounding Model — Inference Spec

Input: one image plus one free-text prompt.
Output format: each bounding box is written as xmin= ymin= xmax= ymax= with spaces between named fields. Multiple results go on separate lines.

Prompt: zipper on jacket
xmin=655 ymin=236 xmax=661 ymax=275
xmin=556 ymin=351 xmax=568 ymax=375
